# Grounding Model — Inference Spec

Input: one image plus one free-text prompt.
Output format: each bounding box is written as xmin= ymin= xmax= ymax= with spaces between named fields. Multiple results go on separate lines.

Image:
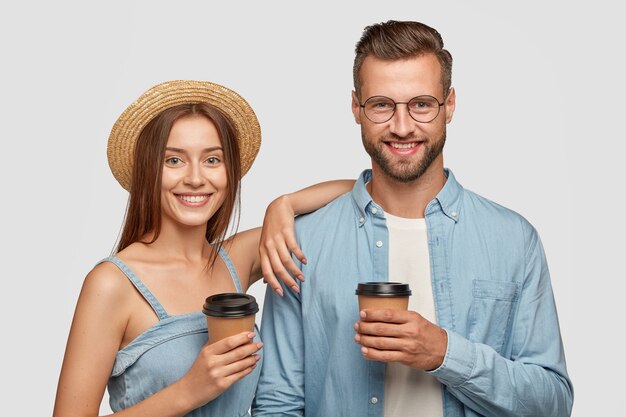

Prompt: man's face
xmin=352 ymin=54 xmax=455 ymax=183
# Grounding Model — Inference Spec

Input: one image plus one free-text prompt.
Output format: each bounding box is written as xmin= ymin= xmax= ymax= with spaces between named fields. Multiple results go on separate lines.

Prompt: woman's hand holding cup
xmin=176 ymin=331 xmax=263 ymax=409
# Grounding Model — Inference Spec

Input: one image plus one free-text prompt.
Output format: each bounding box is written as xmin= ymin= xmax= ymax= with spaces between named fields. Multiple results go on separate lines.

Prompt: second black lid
xmin=355 ymin=282 xmax=412 ymax=297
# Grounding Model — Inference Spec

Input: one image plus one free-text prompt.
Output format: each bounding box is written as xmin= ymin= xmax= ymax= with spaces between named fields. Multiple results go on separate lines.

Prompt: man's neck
xmin=367 ymin=161 xmax=446 ymax=219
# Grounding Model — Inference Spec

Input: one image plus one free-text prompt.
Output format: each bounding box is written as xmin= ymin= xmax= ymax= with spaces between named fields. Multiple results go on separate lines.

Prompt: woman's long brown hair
xmin=114 ymin=103 xmax=241 ymax=267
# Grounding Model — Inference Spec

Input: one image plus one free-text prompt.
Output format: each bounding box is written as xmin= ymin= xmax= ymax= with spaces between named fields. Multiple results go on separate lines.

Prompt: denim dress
xmin=100 ymin=248 xmax=262 ymax=417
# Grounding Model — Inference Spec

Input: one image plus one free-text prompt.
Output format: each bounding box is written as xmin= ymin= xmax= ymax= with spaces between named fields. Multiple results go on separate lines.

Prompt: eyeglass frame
xmin=358 ymin=94 xmax=446 ymax=124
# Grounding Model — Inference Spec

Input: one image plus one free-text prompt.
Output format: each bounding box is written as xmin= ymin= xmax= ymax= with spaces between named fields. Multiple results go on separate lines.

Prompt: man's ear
xmin=351 ymin=91 xmax=362 ymax=125
xmin=444 ymin=87 xmax=456 ymax=124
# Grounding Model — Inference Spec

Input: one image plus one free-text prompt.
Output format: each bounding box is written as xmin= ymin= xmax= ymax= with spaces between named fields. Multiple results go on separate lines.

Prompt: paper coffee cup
xmin=202 ymin=293 xmax=259 ymax=344
xmin=355 ymin=282 xmax=412 ymax=311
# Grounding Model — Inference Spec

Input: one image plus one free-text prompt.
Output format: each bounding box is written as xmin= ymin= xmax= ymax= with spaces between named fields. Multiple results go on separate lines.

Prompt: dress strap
xmin=98 ymin=256 xmax=169 ymax=320
xmin=217 ymin=246 xmax=243 ymax=293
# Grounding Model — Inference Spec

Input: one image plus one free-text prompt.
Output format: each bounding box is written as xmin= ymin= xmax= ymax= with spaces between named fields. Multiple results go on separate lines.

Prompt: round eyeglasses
xmin=359 ymin=95 xmax=445 ymax=124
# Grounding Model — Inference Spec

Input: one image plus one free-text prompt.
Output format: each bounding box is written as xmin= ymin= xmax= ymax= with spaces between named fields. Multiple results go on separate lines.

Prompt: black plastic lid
xmin=202 ymin=293 xmax=259 ymax=318
xmin=355 ymin=282 xmax=412 ymax=297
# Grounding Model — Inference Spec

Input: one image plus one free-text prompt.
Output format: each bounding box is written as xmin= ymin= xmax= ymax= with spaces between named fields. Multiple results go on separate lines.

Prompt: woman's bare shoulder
xmin=81 ymin=259 xmax=134 ymax=306
xmin=224 ymin=228 xmax=261 ymax=256
xmin=214 ymin=229 xmax=260 ymax=292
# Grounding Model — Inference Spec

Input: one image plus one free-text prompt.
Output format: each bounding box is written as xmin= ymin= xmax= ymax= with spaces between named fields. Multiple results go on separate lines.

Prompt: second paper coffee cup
xmin=355 ymin=282 xmax=412 ymax=310
xmin=203 ymin=293 xmax=259 ymax=344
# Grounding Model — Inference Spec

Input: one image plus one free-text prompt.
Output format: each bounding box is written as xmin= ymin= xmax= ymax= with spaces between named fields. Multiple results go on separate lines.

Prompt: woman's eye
xmin=165 ymin=157 xmax=182 ymax=165
xmin=206 ymin=156 xmax=221 ymax=165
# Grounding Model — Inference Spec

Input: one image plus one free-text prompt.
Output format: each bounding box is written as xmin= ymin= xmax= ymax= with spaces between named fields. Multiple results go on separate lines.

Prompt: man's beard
xmin=361 ymin=129 xmax=446 ymax=183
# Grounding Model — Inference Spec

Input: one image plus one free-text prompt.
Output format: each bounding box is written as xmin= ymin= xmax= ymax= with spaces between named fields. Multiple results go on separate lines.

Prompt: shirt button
xmin=370 ymin=396 xmax=379 ymax=404
xmin=375 ymin=241 xmax=383 ymax=248
xmin=451 ymin=211 xmax=458 ymax=217
xmin=371 ymin=207 xmax=378 ymax=214
xmin=359 ymin=217 xmax=365 ymax=223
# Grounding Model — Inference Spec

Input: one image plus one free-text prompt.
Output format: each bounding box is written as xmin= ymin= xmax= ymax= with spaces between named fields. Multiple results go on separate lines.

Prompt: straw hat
xmin=107 ymin=80 xmax=261 ymax=191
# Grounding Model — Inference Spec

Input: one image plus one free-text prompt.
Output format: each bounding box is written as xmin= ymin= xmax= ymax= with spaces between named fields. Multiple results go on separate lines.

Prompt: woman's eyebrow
xmin=165 ymin=146 xmax=223 ymax=153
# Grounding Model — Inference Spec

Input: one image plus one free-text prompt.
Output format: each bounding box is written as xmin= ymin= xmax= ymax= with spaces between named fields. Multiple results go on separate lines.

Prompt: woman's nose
xmin=183 ymin=163 xmax=206 ymax=187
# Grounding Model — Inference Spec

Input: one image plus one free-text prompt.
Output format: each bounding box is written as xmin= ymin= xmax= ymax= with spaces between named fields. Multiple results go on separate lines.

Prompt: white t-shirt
xmin=383 ymin=212 xmax=443 ymax=417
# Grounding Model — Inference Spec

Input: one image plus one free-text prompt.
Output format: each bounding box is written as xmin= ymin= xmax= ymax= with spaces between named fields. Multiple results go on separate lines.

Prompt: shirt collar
xmin=351 ymin=169 xmax=375 ymax=218
xmin=350 ymin=168 xmax=464 ymax=223
xmin=430 ymin=168 xmax=464 ymax=222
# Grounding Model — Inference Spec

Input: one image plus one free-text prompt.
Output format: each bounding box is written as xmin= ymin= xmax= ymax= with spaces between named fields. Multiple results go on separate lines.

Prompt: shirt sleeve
xmin=428 ymin=227 xmax=574 ymax=417
xmin=251 ymin=273 xmax=305 ymax=416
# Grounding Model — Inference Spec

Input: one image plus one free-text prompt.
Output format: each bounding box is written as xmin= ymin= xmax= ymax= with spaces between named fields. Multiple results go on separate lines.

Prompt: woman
xmin=53 ymin=80 xmax=352 ymax=416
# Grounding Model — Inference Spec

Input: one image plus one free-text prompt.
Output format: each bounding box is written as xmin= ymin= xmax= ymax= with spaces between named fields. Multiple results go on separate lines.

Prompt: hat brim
xmin=107 ymin=80 xmax=261 ymax=191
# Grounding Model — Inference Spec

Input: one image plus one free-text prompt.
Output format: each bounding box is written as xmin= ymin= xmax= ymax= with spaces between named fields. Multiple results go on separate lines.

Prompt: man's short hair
xmin=353 ymin=20 xmax=453 ymax=99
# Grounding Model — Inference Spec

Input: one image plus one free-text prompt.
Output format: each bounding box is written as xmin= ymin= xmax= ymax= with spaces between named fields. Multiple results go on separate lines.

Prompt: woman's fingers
xmin=201 ymin=333 xmax=262 ymax=377
xmin=265 ymin=241 xmax=299 ymax=293
xmin=206 ymin=332 xmax=256 ymax=354
xmin=273 ymin=237 xmax=304 ymax=281
xmin=218 ymin=353 xmax=261 ymax=379
xmin=259 ymin=194 xmax=307 ymax=293
xmin=283 ymin=228 xmax=307 ymax=266
xmin=219 ymin=360 xmax=259 ymax=388
xmin=260 ymin=253 xmax=284 ymax=297
xmin=218 ymin=340 xmax=263 ymax=366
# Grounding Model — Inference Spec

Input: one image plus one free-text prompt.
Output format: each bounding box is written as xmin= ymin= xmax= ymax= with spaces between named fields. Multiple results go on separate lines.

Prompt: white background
xmin=1 ymin=1 xmax=623 ymax=416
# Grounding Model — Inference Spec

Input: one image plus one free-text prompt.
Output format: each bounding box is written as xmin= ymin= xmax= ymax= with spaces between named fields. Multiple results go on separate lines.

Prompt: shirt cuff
xmin=427 ymin=328 xmax=476 ymax=387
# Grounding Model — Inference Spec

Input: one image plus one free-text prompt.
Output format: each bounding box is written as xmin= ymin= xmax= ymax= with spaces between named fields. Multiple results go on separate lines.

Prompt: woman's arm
xmin=229 ymin=180 xmax=354 ymax=294
xmin=271 ymin=179 xmax=355 ymax=217
xmin=53 ymin=263 xmax=136 ymax=417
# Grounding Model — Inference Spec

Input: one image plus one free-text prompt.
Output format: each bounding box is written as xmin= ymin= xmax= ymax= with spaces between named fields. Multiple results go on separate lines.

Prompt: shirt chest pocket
xmin=468 ymin=279 xmax=520 ymax=354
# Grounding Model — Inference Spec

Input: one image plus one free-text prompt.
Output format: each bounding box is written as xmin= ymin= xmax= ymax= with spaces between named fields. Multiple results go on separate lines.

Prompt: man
xmin=252 ymin=20 xmax=572 ymax=417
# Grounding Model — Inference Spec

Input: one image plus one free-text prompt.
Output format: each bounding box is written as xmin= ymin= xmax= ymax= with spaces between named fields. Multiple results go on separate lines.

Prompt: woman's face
xmin=160 ymin=115 xmax=228 ymax=229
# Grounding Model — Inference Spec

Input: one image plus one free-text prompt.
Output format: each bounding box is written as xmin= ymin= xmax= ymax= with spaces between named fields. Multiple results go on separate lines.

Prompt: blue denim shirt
xmin=252 ymin=169 xmax=573 ymax=417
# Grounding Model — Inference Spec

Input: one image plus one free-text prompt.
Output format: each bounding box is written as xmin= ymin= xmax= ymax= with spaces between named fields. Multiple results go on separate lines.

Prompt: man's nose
xmin=388 ymin=104 xmax=416 ymax=138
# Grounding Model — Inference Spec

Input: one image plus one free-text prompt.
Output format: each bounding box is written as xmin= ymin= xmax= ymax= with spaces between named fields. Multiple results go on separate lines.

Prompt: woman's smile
xmin=175 ymin=193 xmax=212 ymax=207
